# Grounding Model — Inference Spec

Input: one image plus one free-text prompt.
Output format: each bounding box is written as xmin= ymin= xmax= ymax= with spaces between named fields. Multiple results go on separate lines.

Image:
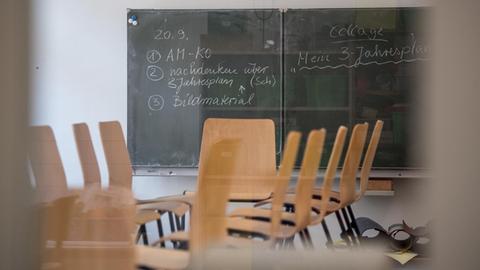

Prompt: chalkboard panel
xmin=128 ymin=8 xmax=430 ymax=170
xmin=284 ymin=8 xmax=430 ymax=168
xmin=128 ymin=10 xmax=282 ymax=167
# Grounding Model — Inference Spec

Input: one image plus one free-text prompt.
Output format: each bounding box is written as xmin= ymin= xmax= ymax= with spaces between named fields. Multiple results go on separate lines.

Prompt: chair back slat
xmin=339 ymin=123 xmax=368 ymax=206
xmin=270 ymin=131 xmax=301 ymax=237
xmin=294 ymin=129 xmax=326 ymax=229
xmin=99 ymin=121 xmax=132 ymax=190
xmin=73 ymin=123 xmax=101 ymax=188
xmin=358 ymin=120 xmax=384 ymax=199
xmin=318 ymin=126 xmax=348 ymax=220
xmin=28 ymin=126 xmax=68 ymax=202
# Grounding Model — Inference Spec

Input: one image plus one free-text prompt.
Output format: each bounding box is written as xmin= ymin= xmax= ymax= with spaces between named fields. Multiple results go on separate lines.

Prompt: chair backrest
xmin=317 ymin=126 xmax=348 ymax=221
xmin=293 ymin=129 xmax=326 ymax=229
xmin=269 ymin=131 xmax=301 ymax=238
xmin=200 ymin=118 xmax=276 ymax=200
xmin=73 ymin=123 xmax=102 ymax=188
xmin=28 ymin=126 xmax=68 ymax=202
xmin=98 ymin=121 xmax=132 ymax=190
xmin=338 ymin=123 xmax=369 ymax=207
xmin=357 ymin=120 xmax=384 ymax=199
xmin=189 ymin=138 xmax=242 ymax=254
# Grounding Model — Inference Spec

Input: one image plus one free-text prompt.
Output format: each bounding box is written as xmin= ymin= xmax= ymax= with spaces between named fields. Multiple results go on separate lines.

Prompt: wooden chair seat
xmin=139 ymin=191 xmax=272 ymax=206
xmin=231 ymin=197 xmax=342 ymax=229
xmin=229 ymin=207 xmax=296 ymax=225
xmin=135 ymin=210 xmax=161 ymax=225
xmin=136 ymin=193 xmax=195 ymax=207
xmin=310 ymin=198 xmax=342 ymax=214
xmin=157 ymin=230 xmax=271 ymax=249
xmin=136 ymin=245 xmax=189 ymax=270
xmin=285 ymin=187 xmax=341 ymax=201
xmin=137 ymin=201 xmax=190 ymax=217
xmin=310 ymin=188 xmax=341 ymax=201
xmin=224 ymin=236 xmax=272 ymax=249
xmin=227 ymin=217 xmax=297 ymax=239
xmin=229 ymin=192 xmax=273 ymax=202
xmin=254 ymin=193 xmax=342 ymax=213
xmin=158 ymin=230 xmax=189 ymax=243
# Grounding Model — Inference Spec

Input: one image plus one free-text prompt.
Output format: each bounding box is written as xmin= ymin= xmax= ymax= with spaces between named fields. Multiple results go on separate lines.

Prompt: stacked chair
xmin=310 ymin=120 xmax=384 ymax=241
xmin=226 ymin=129 xmax=328 ymax=247
xmin=97 ymin=121 xmax=191 ymax=245
xmin=29 ymin=118 xmax=384 ymax=269
xmin=156 ymin=124 xmax=301 ymax=248
xmin=252 ymin=121 xmax=383 ymax=247
xmin=229 ymin=126 xmax=347 ymax=248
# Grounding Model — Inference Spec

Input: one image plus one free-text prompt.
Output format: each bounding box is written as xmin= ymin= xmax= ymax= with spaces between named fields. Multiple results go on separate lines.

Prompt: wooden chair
xmin=150 ymin=118 xmax=279 ymax=247
xmin=156 ymin=130 xmax=301 ymax=249
xmin=311 ymin=120 xmax=384 ymax=239
xmin=310 ymin=121 xmax=384 ymax=201
xmin=227 ymin=129 xmax=325 ymax=248
xmin=28 ymin=126 xmax=73 ymax=262
xmin=307 ymin=126 xmax=348 ymax=246
xmin=96 ymin=121 xmax=190 ymax=245
xmin=222 ymin=131 xmax=301 ymax=246
xmin=253 ymin=123 xmax=368 ymax=247
xmin=74 ymin=123 xmax=158 ymax=245
xmin=232 ymin=126 xmax=349 ymax=249
xmin=133 ymin=118 xmax=278 ymax=220
xmin=199 ymin=118 xmax=277 ymax=202
xmin=73 ymin=123 xmax=102 ymax=189
xmin=306 ymin=123 xmax=369 ymax=246
xmin=137 ymin=138 xmax=243 ymax=269
xmin=28 ymin=126 xmax=69 ymax=203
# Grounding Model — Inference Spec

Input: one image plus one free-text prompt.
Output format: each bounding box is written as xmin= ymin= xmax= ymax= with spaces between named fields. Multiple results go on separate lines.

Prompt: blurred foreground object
xmin=430 ymin=1 xmax=480 ymax=270
xmin=0 ymin=0 xmax=35 ymax=269
xmin=193 ymin=248 xmax=388 ymax=270
xmin=39 ymin=187 xmax=136 ymax=270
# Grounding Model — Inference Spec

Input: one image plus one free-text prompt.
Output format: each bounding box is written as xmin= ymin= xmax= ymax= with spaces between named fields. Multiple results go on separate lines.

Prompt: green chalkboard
xmin=284 ymin=8 xmax=430 ymax=168
xmin=128 ymin=8 xmax=430 ymax=170
xmin=127 ymin=9 xmax=282 ymax=167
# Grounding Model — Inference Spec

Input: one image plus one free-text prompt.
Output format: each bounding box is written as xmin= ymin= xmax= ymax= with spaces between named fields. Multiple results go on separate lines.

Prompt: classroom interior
xmin=2 ymin=0 xmax=480 ymax=269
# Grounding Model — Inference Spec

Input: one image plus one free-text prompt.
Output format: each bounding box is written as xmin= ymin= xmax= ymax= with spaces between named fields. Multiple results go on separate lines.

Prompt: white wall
xmin=30 ymin=0 xmax=433 ymax=247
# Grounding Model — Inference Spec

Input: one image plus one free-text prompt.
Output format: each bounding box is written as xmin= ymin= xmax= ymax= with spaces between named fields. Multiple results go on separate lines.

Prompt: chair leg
xmin=168 ymin=212 xmax=176 ymax=233
xmin=283 ymin=236 xmax=295 ymax=250
xmin=335 ymin=211 xmax=351 ymax=247
xmin=321 ymin=220 xmax=334 ymax=249
xmin=139 ymin=224 xmax=148 ymax=245
xmin=288 ymin=236 xmax=296 ymax=249
xmin=303 ymin=228 xmax=314 ymax=249
xmin=347 ymin=205 xmax=361 ymax=239
xmin=280 ymin=237 xmax=292 ymax=250
xmin=274 ymin=239 xmax=283 ymax=250
xmin=135 ymin=227 xmax=142 ymax=244
xmin=181 ymin=214 xmax=186 ymax=230
xmin=298 ymin=230 xmax=308 ymax=249
xmin=156 ymin=216 xmax=165 ymax=248
xmin=175 ymin=215 xmax=183 ymax=231
xmin=341 ymin=208 xmax=358 ymax=246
